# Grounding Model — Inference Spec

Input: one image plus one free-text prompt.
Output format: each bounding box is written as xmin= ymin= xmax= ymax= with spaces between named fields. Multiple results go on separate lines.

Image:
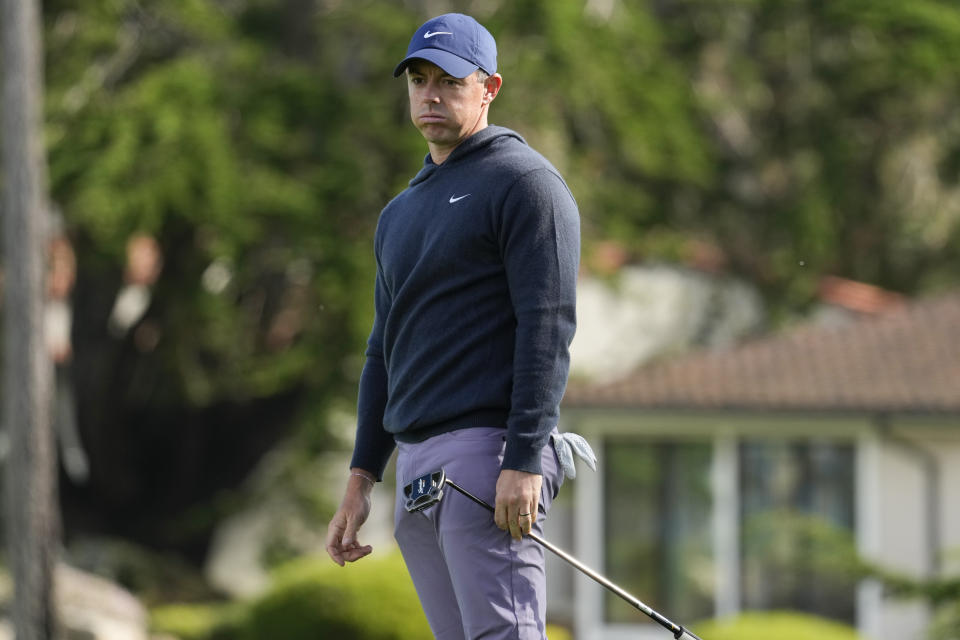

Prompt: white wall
xmin=870 ymin=435 xmax=930 ymax=640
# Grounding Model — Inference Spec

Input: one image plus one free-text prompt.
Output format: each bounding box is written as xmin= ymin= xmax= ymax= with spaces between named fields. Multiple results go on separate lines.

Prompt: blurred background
xmin=2 ymin=0 xmax=960 ymax=639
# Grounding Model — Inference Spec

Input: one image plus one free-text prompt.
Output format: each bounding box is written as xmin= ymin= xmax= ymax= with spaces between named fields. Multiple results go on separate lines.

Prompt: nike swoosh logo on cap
xmin=424 ymin=31 xmax=453 ymax=38
xmin=449 ymin=194 xmax=471 ymax=203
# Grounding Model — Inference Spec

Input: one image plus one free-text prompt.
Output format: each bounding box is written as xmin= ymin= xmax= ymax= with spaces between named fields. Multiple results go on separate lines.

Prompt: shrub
xmin=692 ymin=611 xmax=862 ymax=640
xmin=151 ymin=551 xmax=573 ymax=639
xmin=242 ymin=552 xmax=430 ymax=640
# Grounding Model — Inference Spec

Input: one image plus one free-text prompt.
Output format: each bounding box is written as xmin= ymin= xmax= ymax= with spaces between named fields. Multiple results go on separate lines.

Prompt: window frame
xmin=563 ymin=410 xmax=880 ymax=640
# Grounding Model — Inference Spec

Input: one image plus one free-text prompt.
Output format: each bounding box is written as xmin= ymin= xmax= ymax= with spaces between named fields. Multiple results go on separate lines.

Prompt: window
xmin=740 ymin=440 xmax=857 ymax=623
xmin=603 ymin=439 xmax=714 ymax=624
xmin=602 ymin=436 xmax=857 ymax=627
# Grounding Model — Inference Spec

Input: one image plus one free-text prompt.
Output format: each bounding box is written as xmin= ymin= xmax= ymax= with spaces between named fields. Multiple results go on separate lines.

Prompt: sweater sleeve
xmin=498 ymin=169 xmax=580 ymax=474
xmin=349 ymin=264 xmax=396 ymax=481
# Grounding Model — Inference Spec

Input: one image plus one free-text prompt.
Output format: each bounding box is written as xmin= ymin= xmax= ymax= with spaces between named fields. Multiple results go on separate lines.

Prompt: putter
xmin=404 ymin=469 xmax=704 ymax=640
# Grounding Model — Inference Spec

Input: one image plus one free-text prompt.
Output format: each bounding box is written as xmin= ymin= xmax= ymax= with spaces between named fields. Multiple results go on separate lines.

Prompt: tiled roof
xmin=563 ymin=289 xmax=960 ymax=413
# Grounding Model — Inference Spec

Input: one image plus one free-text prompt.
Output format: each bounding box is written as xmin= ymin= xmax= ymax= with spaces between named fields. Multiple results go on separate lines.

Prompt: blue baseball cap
xmin=393 ymin=13 xmax=497 ymax=79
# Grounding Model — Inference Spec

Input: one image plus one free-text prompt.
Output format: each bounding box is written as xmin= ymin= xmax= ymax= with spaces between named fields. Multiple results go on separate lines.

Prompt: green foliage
xmin=643 ymin=0 xmax=960 ymax=312
xmin=150 ymin=602 xmax=244 ymax=640
xmin=42 ymin=0 xmax=960 ymax=407
xmin=489 ymin=0 xmax=713 ymax=244
xmin=243 ymin=552 xmax=429 ymax=640
xmin=149 ymin=553 xmax=427 ymax=640
xmin=693 ymin=611 xmax=862 ymax=640
xmin=742 ymin=508 xmax=863 ymax=578
xmin=37 ymin=0 xmax=960 ymax=555
xmin=44 ymin=0 xmax=422 ymax=424
xmin=150 ymin=552 xmax=573 ymax=639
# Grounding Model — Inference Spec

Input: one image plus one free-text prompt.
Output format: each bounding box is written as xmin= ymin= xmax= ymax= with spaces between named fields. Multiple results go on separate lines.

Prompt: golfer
xmin=326 ymin=13 xmax=584 ymax=639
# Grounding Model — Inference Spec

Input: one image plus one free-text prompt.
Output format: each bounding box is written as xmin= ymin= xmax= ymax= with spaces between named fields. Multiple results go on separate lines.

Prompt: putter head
xmin=403 ymin=469 xmax=446 ymax=513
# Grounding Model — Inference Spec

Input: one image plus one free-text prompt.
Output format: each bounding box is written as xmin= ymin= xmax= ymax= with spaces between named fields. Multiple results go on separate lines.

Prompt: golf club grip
xmin=443 ymin=480 xmax=703 ymax=640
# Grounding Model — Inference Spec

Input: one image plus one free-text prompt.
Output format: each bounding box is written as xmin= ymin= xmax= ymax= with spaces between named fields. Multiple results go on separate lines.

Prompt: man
xmin=325 ymin=13 xmax=584 ymax=640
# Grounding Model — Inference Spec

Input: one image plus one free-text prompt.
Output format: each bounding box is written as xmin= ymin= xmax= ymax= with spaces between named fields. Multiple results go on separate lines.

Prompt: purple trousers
xmin=394 ymin=427 xmax=563 ymax=640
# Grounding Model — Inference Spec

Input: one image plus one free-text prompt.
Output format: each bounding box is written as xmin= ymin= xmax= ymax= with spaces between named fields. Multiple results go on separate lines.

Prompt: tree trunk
xmin=2 ymin=0 xmax=61 ymax=638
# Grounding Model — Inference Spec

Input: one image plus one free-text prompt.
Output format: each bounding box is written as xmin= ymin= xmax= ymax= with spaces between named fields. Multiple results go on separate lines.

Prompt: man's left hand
xmin=494 ymin=469 xmax=542 ymax=540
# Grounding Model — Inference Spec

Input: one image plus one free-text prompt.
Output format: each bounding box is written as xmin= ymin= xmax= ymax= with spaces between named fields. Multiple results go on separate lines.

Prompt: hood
xmin=409 ymin=126 xmax=526 ymax=186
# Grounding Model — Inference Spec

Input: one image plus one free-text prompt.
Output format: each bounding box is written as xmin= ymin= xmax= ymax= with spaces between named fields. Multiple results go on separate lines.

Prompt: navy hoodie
xmin=350 ymin=126 xmax=580 ymax=480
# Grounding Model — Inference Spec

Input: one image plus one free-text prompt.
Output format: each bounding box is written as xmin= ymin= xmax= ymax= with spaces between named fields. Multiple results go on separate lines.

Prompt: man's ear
xmin=483 ymin=73 xmax=503 ymax=104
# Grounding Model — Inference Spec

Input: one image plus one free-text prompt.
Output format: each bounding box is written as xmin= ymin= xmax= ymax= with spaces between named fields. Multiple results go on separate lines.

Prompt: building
xmin=561 ymin=289 xmax=960 ymax=639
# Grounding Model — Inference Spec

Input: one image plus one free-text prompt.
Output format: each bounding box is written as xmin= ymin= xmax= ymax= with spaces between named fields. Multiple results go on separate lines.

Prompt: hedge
xmin=691 ymin=611 xmax=862 ymax=640
xmin=151 ymin=551 xmax=573 ymax=639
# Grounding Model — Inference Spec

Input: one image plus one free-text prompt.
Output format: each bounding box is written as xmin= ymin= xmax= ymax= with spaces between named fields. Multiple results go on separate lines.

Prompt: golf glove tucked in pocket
xmin=550 ymin=432 xmax=597 ymax=479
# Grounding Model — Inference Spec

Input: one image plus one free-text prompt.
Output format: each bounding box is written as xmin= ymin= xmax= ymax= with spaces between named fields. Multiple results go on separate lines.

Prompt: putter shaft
xmin=443 ymin=478 xmax=703 ymax=640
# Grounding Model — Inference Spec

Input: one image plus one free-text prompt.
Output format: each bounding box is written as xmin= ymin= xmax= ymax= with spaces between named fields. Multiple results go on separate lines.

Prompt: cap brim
xmin=393 ymin=48 xmax=480 ymax=78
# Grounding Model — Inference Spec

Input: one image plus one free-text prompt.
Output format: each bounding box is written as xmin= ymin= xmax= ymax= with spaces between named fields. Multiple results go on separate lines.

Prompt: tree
xmin=2 ymin=0 xmax=60 ymax=637
xmin=590 ymin=0 xmax=960 ymax=314
xmin=34 ymin=0 xmax=960 ymax=562
xmin=43 ymin=0 xmax=420 ymax=553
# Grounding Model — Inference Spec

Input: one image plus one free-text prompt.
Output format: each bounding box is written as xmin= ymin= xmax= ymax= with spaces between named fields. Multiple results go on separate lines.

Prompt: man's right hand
xmin=325 ymin=469 xmax=376 ymax=566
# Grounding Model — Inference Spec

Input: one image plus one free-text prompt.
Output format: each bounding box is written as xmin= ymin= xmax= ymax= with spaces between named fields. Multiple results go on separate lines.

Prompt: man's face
xmin=406 ymin=60 xmax=491 ymax=153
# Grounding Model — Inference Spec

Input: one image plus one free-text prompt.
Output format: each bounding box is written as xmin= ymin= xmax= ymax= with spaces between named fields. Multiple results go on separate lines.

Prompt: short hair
xmin=476 ymin=70 xmax=489 ymax=84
